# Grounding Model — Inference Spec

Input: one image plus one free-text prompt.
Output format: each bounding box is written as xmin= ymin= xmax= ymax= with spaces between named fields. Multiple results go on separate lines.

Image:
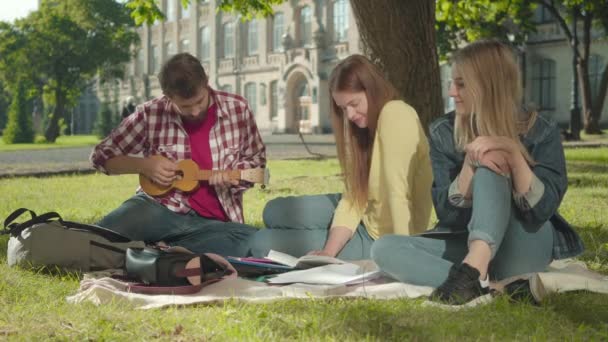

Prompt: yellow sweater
xmin=331 ymin=100 xmax=433 ymax=239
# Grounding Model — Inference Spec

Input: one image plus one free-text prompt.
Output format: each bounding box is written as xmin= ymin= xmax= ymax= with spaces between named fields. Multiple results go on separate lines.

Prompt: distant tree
xmin=436 ymin=0 xmax=608 ymax=136
xmin=93 ymin=86 xmax=116 ymax=138
xmin=0 ymin=81 xmax=10 ymax=132
xmin=0 ymin=0 xmax=139 ymax=143
xmin=126 ymin=0 xmax=443 ymax=128
xmin=3 ymin=82 xmax=34 ymax=144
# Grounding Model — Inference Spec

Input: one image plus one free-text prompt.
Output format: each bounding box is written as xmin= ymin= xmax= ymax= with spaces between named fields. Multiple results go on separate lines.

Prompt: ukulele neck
xmin=196 ymin=169 xmax=241 ymax=181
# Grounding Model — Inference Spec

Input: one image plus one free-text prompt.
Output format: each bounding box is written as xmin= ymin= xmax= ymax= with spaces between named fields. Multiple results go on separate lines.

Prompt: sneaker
xmin=430 ymin=263 xmax=490 ymax=305
xmin=504 ymin=279 xmax=538 ymax=305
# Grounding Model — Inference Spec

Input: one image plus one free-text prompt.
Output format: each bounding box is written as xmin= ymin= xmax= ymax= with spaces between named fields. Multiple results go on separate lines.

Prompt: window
xmin=180 ymin=3 xmax=190 ymax=19
xmin=151 ymin=45 xmax=160 ymax=73
xmin=223 ymin=22 xmax=234 ymax=58
xmin=270 ymin=81 xmax=278 ymax=120
xmin=247 ymin=20 xmax=258 ymax=55
xmin=165 ymin=42 xmax=175 ymax=59
xmin=299 ymin=6 xmax=312 ymax=47
xmin=260 ymin=83 xmax=267 ymax=105
xmin=199 ymin=26 xmax=210 ymax=61
xmin=221 ymin=84 xmax=233 ymax=93
xmin=166 ymin=0 xmax=176 ymax=22
xmin=534 ymin=5 xmax=554 ymax=24
xmin=333 ymin=0 xmax=349 ymax=42
xmin=531 ymin=58 xmax=556 ymax=110
xmin=272 ymin=12 xmax=284 ymax=52
xmin=588 ymin=54 xmax=605 ymax=101
xmin=180 ymin=39 xmax=189 ymax=53
xmin=244 ymin=82 xmax=257 ymax=115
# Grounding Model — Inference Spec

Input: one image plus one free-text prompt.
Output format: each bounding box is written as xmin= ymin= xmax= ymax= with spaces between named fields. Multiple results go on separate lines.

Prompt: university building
xmin=73 ymin=1 xmax=607 ymax=134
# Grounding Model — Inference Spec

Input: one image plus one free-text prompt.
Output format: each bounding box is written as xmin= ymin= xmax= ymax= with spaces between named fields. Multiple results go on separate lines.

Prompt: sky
xmin=0 ymin=1 xmax=39 ymax=23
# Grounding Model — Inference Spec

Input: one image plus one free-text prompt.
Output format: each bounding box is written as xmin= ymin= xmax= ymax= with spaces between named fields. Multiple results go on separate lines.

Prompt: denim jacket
xmin=428 ymin=111 xmax=584 ymax=259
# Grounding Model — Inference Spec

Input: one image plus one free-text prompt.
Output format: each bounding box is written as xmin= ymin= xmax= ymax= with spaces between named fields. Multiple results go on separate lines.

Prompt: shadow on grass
xmin=567 ymin=174 xmax=608 ymax=188
xmin=543 ymin=292 xmax=608 ymax=329
xmin=576 ymin=226 xmax=608 ymax=272
xmin=567 ymin=162 xmax=608 ymax=174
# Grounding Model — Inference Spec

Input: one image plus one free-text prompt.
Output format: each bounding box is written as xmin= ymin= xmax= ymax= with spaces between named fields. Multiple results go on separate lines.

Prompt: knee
xmin=262 ymin=197 xmax=289 ymax=227
xmin=473 ymin=167 xmax=509 ymax=188
xmin=247 ymin=229 xmax=273 ymax=257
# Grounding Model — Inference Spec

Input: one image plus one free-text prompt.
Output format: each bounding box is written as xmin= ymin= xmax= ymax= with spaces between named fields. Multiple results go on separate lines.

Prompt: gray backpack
xmin=3 ymin=208 xmax=145 ymax=272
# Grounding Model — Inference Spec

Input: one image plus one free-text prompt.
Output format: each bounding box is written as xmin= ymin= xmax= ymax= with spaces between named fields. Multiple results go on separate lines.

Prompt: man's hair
xmin=159 ymin=53 xmax=208 ymax=99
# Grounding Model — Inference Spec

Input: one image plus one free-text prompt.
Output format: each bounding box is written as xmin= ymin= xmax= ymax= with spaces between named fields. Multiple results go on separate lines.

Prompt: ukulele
xmin=140 ymin=155 xmax=270 ymax=197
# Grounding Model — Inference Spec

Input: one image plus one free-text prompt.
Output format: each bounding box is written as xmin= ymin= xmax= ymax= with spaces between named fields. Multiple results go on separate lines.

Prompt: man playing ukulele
xmin=90 ymin=53 xmax=266 ymax=257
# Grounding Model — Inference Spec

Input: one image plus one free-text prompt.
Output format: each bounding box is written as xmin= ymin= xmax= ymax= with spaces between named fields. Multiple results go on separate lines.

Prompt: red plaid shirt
xmin=90 ymin=88 xmax=266 ymax=223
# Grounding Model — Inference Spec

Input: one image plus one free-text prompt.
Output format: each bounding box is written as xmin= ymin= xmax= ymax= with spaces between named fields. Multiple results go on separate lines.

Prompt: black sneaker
xmin=430 ymin=263 xmax=489 ymax=305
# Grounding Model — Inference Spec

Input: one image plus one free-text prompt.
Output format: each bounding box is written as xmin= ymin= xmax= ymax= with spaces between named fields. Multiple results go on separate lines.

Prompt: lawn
xmin=0 ymin=135 xmax=100 ymax=152
xmin=0 ymin=152 xmax=607 ymax=340
xmin=580 ymin=129 xmax=608 ymax=144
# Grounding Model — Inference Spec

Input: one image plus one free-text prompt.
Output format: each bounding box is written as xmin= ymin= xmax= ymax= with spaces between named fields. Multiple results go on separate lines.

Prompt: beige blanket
xmin=66 ymin=259 xmax=608 ymax=310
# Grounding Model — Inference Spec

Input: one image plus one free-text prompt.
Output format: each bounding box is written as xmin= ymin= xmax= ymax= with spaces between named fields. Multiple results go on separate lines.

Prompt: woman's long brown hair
xmin=329 ymin=55 xmax=399 ymax=211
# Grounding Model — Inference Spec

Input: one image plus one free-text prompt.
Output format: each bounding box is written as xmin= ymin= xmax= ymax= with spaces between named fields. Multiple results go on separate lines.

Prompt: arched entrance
xmin=285 ymin=72 xmax=312 ymax=133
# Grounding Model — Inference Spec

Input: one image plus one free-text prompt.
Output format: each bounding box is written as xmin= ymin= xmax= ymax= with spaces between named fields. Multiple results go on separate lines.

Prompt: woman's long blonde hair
xmin=329 ymin=54 xmax=399 ymax=211
xmin=452 ymin=39 xmax=536 ymax=163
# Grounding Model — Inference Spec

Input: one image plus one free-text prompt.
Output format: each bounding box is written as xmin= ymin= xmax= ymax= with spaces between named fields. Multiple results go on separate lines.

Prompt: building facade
xmin=75 ymin=1 xmax=607 ymax=134
xmin=106 ymin=0 xmax=359 ymax=134
xmin=440 ymin=7 xmax=608 ymax=128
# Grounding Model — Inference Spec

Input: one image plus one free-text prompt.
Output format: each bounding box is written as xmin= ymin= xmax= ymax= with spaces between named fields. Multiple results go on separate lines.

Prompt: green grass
xmin=580 ymin=129 xmax=608 ymax=144
xmin=0 ymin=153 xmax=607 ymax=340
xmin=0 ymin=135 xmax=100 ymax=152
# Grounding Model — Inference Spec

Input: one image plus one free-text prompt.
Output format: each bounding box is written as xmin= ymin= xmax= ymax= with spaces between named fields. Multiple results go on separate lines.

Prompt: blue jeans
xmin=248 ymin=194 xmax=374 ymax=260
xmin=97 ymin=193 xmax=257 ymax=257
xmin=371 ymin=168 xmax=554 ymax=287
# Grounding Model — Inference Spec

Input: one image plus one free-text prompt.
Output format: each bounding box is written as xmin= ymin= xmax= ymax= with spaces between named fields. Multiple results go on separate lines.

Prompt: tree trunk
xmin=586 ymin=63 xmax=608 ymax=134
xmin=579 ymin=13 xmax=594 ymax=134
xmin=44 ymin=87 xmax=65 ymax=143
xmin=350 ymin=0 xmax=443 ymax=131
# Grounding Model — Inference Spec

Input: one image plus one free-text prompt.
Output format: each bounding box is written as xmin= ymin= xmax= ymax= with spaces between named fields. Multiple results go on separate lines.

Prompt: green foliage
xmin=0 ymin=0 xmax=140 ymax=142
xmin=435 ymin=0 xmax=537 ymax=59
xmin=0 ymin=81 xmax=9 ymax=131
xmin=93 ymin=101 xmax=116 ymax=138
xmin=126 ymin=0 xmax=286 ymax=25
xmin=2 ymin=82 xmax=34 ymax=144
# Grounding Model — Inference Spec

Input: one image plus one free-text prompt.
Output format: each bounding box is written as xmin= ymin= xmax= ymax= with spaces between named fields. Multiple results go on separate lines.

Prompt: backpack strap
xmin=62 ymin=220 xmax=133 ymax=243
xmin=2 ymin=208 xmax=62 ymax=237
xmin=3 ymin=208 xmax=37 ymax=234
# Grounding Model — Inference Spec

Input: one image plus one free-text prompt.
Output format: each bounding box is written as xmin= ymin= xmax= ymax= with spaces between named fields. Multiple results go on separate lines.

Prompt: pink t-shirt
xmin=182 ymin=103 xmax=229 ymax=221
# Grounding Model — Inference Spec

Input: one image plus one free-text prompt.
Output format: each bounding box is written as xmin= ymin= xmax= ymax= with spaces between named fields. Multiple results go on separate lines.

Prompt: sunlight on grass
xmin=580 ymin=129 xmax=608 ymax=143
xmin=0 ymin=135 xmax=100 ymax=152
xmin=0 ymin=151 xmax=607 ymax=340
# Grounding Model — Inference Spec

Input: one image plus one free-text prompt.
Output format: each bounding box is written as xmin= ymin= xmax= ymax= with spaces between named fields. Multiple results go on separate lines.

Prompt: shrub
xmin=2 ymin=82 xmax=34 ymax=144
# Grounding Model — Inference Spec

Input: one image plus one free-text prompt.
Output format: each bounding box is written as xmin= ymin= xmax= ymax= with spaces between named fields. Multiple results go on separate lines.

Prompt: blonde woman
xmin=248 ymin=54 xmax=433 ymax=260
xmin=372 ymin=40 xmax=584 ymax=304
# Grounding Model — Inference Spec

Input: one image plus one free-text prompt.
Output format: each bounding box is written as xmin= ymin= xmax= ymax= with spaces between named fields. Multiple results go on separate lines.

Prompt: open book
xmin=227 ymin=250 xmax=381 ymax=285
xmin=265 ymin=250 xmax=345 ymax=269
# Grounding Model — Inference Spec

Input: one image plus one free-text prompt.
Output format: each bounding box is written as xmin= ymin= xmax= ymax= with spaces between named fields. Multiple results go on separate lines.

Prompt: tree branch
xmin=536 ymin=0 xmax=581 ymax=60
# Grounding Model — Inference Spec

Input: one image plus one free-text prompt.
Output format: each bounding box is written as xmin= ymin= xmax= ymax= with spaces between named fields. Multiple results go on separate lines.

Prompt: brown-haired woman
xmin=248 ymin=54 xmax=433 ymax=260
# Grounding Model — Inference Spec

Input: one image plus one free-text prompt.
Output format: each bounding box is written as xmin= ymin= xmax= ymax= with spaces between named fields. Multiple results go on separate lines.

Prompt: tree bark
xmin=579 ymin=12 xmax=594 ymax=133
xmin=350 ymin=0 xmax=443 ymax=131
xmin=44 ymin=87 xmax=65 ymax=143
xmin=587 ymin=63 xmax=608 ymax=134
